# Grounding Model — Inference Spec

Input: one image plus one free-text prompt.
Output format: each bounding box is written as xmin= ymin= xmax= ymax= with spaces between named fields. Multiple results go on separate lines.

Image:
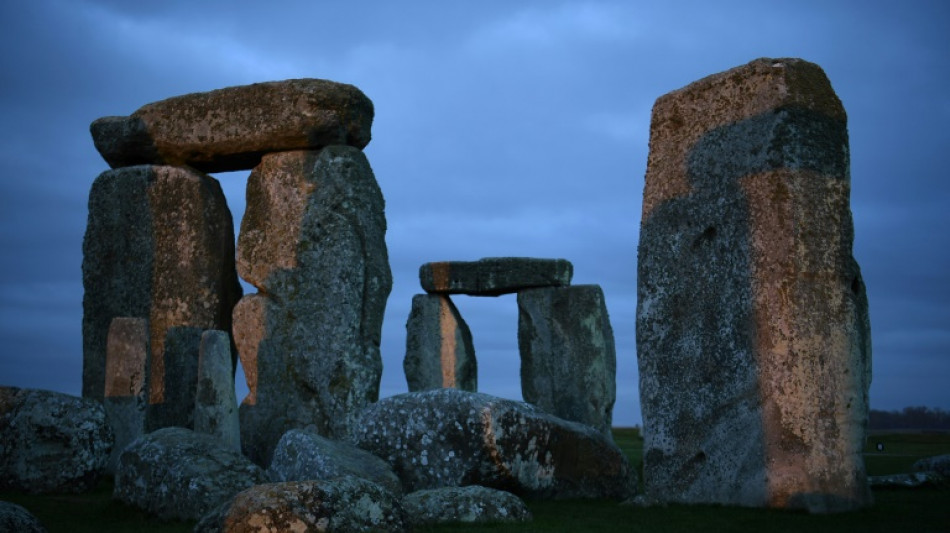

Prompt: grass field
xmin=2 ymin=429 xmax=947 ymax=533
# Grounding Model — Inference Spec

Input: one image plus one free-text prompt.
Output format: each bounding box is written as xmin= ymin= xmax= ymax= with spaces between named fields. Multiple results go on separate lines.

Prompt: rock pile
xmin=636 ymin=57 xmax=872 ymax=512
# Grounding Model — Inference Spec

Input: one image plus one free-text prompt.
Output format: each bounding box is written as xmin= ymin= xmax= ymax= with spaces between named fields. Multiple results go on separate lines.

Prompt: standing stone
xmin=145 ymin=326 xmax=202 ymax=432
xmin=420 ymin=257 xmax=572 ymax=296
xmin=234 ymin=146 xmax=392 ymax=466
xmin=636 ymin=57 xmax=872 ymax=512
xmin=404 ymin=293 xmax=477 ymax=392
xmin=103 ymin=317 xmax=149 ymax=473
xmin=518 ymin=285 xmax=616 ymax=436
xmin=82 ymin=164 xmax=242 ymax=404
xmin=195 ymin=330 xmax=241 ymax=452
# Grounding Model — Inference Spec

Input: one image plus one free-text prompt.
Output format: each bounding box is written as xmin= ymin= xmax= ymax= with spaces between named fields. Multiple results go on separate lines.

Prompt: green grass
xmin=2 ymin=429 xmax=947 ymax=533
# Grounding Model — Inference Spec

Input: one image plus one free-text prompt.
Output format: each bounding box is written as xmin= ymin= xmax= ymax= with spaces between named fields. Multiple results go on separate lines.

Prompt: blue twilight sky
xmin=0 ymin=1 xmax=948 ymax=426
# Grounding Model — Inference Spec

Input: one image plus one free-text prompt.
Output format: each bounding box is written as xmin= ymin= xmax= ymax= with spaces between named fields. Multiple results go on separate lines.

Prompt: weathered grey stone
xmin=0 ymin=501 xmax=47 ymax=533
xmin=195 ymin=330 xmax=241 ymax=452
xmin=402 ymin=486 xmax=532 ymax=527
xmin=420 ymin=257 xmax=573 ymax=296
xmin=637 ymin=57 xmax=871 ymax=512
xmin=234 ymin=147 xmax=391 ymax=466
xmin=103 ymin=317 xmax=149 ymax=474
xmin=0 ymin=387 xmax=113 ymax=494
xmin=195 ymin=477 xmax=407 ymax=533
xmin=913 ymin=454 xmax=950 ymax=477
xmin=145 ymin=326 xmax=202 ymax=432
xmin=518 ymin=285 xmax=616 ymax=436
xmin=349 ymin=389 xmax=635 ymax=500
xmin=90 ymin=78 xmax=373 ymax=173
xmin=114 ymin=427 xmax=266 ymax=521
xmin=82 ymin=164 xmax=241 ymax=404
xmin=267 ymin=429 xmax=402 ymax=496
xmin=868 ymin=472 xmax=947 ymax=490
xmin=404 ymin=293 xmax=477 ymax=392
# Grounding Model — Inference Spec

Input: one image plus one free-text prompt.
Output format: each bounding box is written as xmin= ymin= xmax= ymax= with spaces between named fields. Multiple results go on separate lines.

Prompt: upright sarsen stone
xmin=404 ymin=293 xmax=477 ymax=392
xmin=234 ymin=146 xmax=392 ymax=466
xmin=103 ymin=317 xmax=149 ymax=473
xmin=637 ymin=58 xmax=871 ymax=512
xmin=195 ymin=330 xmax=241 ymax=452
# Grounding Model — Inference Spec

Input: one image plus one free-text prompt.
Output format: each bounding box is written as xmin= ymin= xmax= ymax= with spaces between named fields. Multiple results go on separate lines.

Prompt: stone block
xmin=145 ymin=327 xmax=202 ymax=432
xmin=103 ymin=317 xmax=149 ymax=473
xmin=420 ymin=257 xmax=572 ymax=296
xmin=404 ymin=293 xmax=477 ymax=392
xmin=195 ymin=330 xmax=240 ymax=452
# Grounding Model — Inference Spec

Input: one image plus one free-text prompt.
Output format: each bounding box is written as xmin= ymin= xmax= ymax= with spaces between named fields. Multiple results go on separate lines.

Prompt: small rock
xmin=404 ymin=293 xmax=477 ymax=392
xmin=420 ymin=257 xmax=573 ymax=296
xmin=403 ymin=486 xmax=532 ymax=527
xmin=0 ymin=501 xmax=47 ymax=533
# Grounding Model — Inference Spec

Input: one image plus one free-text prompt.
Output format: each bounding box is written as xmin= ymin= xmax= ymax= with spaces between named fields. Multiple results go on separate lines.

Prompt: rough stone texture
xmin=913 ymin=454 xmax=950 ymax=477
xmin=404 ymin=293 xmax=477 ymax=392
xmin=82 ymin=164 xmax=241 ymax=404
xmin=195 ymin=477 xmax=407 ymax=533
xmin=420 ymin=257 xmax=573 ymax=296
xmin=90 ymin=78 xmax=374 ymax=173
xmin=349 ymin=389 xmax=635 ymax=500
xmin=267 ymin=429 xmax=402 ymax=496
xmin=402 ymin=486 xmax=532 ymax=527
xmin=114 ymin=427 xmax=267 ymax=521
xmin=636 ymin=57 xmax=871 ymax=512
xmin=195 ymin=330 xmax=241 ymax=452
xmin=0 ymin=501 xmax=47 ymax=533
xmin=0 ymin=387 xmax=113 ymax=494
xmin=144 ymin=326 xmax=202 ymax=432
xmin=518 ymin=285 xmax=616 ymax=436
xmin=868 ymin=472 xmax=947 ymax=490
xmin=103 ymin=317 xmax=149 ymax=473
xmin=234 ymin=147 xmax=391 ymax=466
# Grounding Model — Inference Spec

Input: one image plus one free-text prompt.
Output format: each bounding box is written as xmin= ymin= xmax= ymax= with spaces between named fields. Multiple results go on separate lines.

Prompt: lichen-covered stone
xmin=0 ymin=501 xmax=47 ymax=533
xmin=518 ymin=285 xmax=616 ymax=436
xmin=349 ymin=389 xmax=635 ymax=500
xmin=637 ymin=57 xmax=871 ymax=512
xmin=145 ymin=326 xmax=202 ymax=432
xmin=113 ymin=427 xmax=266 ymax=521
xmin=90 ymin=78 xmax=373 ymax=173
xmin=402 ymin=486 xmax=532 ymax=527
xmin=913 ymin=454 xmax=950 ymax=477
xmin=195 ymin=477 xmax=408 ymax=533
xmin=82 ymin=165 xmax=241 ymax=404
xmin=404 ymin=293 xmax=477 ymax=392
xmin=268 ymin=429 xmax=402 ymax=496
xmin=0 ymin=387 xmax=113 ymax=494
xmin=195 ymin=330 xmax=241 ymax=452
xmin=420 ymin=257 xmax=573 ymax=296
xmin=103 ymin=317 xmax=149 ymax=474
xmin=235 ymin=147 xmax=391 ymax=466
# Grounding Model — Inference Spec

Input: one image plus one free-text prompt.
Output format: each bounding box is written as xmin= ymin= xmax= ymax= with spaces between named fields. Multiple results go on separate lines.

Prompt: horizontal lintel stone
xmin=419 ymin=257 xmax=573 ymax=296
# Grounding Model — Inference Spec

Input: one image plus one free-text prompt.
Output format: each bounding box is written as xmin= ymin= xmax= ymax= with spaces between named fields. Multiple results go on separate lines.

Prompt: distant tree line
xmin=869 ymin=406 xmax=950 ymax=430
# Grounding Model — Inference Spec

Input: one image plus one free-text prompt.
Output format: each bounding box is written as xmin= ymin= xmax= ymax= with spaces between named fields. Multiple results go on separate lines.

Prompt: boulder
xmin=90 ymin=78 xmax=373 ymax=173
xmin=637 ymin=57 xmax=871 ymax=512
xmin=402 ymin=486 xmax=532 ymax=527
xmin=103 ymin=317 xmax=149 ymax=474
xmin=913 ymin=454 xmax=950 ymax=477
xmin=0 ymin=387 xmax=113 ymax=494
xmin=113 ymin=427 xmax=267 ymax=521
xmin=404 ymin=293 xmax=477 ymax=392
xmin=420 ymin=257 xmax=572 ymax=296
xmin=145 ymin=326 xmax=202 ymax=432
xmin=234 ymin=147 xmax=391 ymax=466
xmin=195 ymin=477 xmax=407 ymax=533
xmin=0 ymin=501 xmax=46 ymax=533
xmin=267 ymin=429 xmax=402 ymax=496
xmin=518 ymin=285 xmax=616 ymax=436
xmin=82 ymin=164 xmax=241 ymax=404
xmin=868 ymin=472 xmax=947 ymax=490
xmin=194 ymin=330 xmax=241 ymax=452
xmin=349 ymin=389 xmax=635 ymax=500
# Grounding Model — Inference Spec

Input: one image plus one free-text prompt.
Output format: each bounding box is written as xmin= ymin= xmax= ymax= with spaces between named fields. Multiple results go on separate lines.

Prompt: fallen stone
xmin=402 ymin=486 xmax=532 ymax=527
xmin=518 ymin=285 xmax=616 ymax=436
xmin=103 ymin=317 xmax=149 ymax=474
xmin=0 ymin=387 xmax=113 ymax=494
xmin=349 ymin=389 xmax=635 ymax=500
xmin=404 ymin=293 xmax=477 ymax=392
xmin=195 ymin=477 xmax=408 ymax=533
xmin=194 ymin=330 xmax=241 ymax=452
xmin=268 ymin=429 xmax=402 ymax=496
xmin=420 ymin=257 xmax=573 ymax=296
xmin=82 ymin=164 xmax=242 ymax=404
xmin=113 ymin=427 xmax=266 ymax=521
xmin=913 ymin=454 xmax=950 ymax=477
xmin=0 ymin=501 xmax=47 ymax=533
xmin=234 ymin=147 xmax=391 ymax=466
xmin=90 ymin=78 xmax=374 ymax=173
xmin=145 ymin=326 xmax=202 ymax=432
xmin=868 ymin=472 xmax=947 ymax=490
xmin=637 ymin=57 xmax=871 ymax=512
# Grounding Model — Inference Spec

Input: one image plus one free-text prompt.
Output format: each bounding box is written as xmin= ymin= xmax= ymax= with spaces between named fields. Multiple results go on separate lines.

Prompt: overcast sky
xmin=1 ymin=1 xmax=947 ymax=426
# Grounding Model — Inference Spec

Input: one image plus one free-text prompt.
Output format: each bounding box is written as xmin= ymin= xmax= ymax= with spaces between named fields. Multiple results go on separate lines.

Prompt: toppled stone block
xmin=103 ymin=317 xmax=149 ymax=473
xmin=0 ymin=387 xmax=113 ymax=494
xmin=349 ymin=389 xmax=635 ymax=500
xmin=637 ymin=57 xmax=871 ymax=512
xmin=404 ymin=293 xmax=477 ymax=392
xmin=420 ymin=257 xmax=572 ymax=296
xmin=913 ymin=454 xmax=950 ymax=477
xmin=0 ymin=501 xmax=47 ymax=533
xmin=234 ymin=147 xmax=391 ymax=466
xmin=403 ymin=486 xmax=532 ymax=527
xmin=90 ymin=78 xmax=374 ymax=173
xmin=194 ymin=330 xmax=241 ymax=452
xmin=518 ymin=285 xmax=616 ymax=436
xmin=82 ymin=164 xmax=241 ymax=404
